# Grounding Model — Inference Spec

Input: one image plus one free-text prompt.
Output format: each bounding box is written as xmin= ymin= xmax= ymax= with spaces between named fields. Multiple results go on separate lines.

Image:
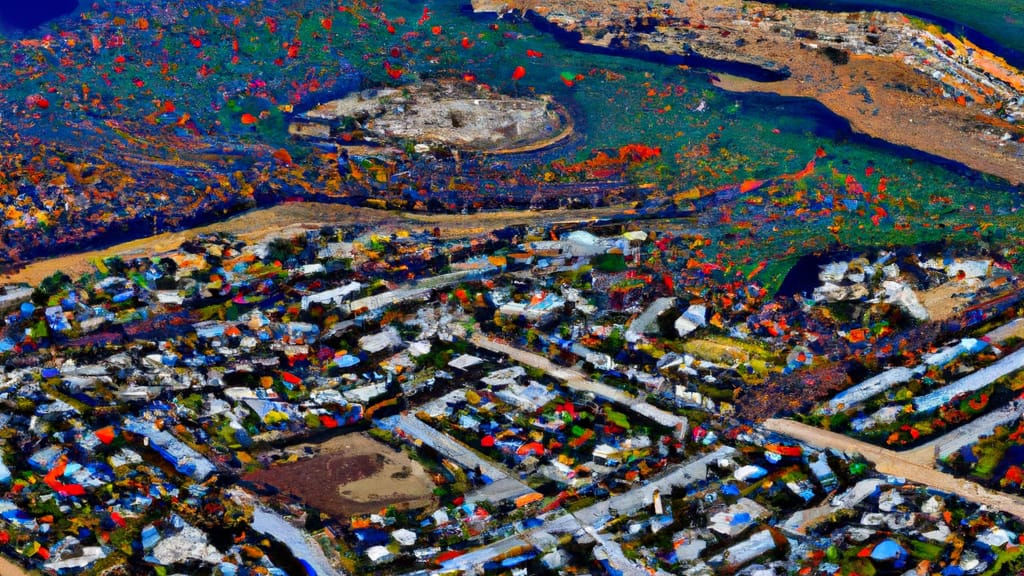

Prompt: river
xmin=363 ymin=0 xmax=1023 ymax=198
xmin=0 ymin=0 xmax=1018 ymax=275
xmin=758 ymin=0 xmax=1024 ymax=66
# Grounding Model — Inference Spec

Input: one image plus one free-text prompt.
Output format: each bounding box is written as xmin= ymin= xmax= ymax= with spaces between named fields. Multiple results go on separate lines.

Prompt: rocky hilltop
xmin=476 ymin=0 xmax=1024 ymax=183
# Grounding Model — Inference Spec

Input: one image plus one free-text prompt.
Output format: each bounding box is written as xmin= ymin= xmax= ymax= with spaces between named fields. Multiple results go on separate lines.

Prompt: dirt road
xmin=0 ymin=556 xmax=32 ymax=576
xmin=1 ymin=203 xmax=623 ymax=286
xmin=764 ymin=418 xmax=1024 ymax=519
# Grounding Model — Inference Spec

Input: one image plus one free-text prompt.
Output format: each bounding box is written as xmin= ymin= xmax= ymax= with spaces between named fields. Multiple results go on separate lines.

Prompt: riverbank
xmin=477 ymin=0 xmax=1024 ymax=185
xmin=711 ymin=61 xmax=1024 ymax=185
xmin=757 ymin=0 xmax=1024 ymax=67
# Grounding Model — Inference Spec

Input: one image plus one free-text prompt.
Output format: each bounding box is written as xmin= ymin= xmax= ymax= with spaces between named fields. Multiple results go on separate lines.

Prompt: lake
xmin=0 ymin=1 xmax=77 ymax=31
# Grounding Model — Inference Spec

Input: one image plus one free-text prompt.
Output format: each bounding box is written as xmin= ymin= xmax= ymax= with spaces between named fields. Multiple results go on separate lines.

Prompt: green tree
xmin=600 ymin=326 xmax=626 ymax=355
xmin=32 ymin=271 xmax=71 ymax=306
xmin=266 ymin=237 xmax=300 ymax=263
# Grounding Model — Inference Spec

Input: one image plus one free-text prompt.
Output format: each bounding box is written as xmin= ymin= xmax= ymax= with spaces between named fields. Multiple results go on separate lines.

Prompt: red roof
xmin=435 ymin=550 xmax=465 ymax=564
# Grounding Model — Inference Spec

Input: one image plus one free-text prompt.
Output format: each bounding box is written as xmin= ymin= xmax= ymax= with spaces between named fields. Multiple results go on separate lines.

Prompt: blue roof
xmin=871 ymin=539 xmax=907 ymax=562
xmin=353 ymin=528 xmax=389 ymax=547
xmin=523 ymin=517 xmax=544 ymax=528
xmin=336 ymin=354 xmax=360 ymax=367
xmin=731 ymin=512 xmax=752 ymax=525
xmin=141 ymin=525 xmax=161 ymax=550
xmin=960 ymin=445 xmax=979 ymax=464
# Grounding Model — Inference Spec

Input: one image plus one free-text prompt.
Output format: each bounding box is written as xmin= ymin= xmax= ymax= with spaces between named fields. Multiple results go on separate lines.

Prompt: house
xmin=499 ymin=291 xmax=565 ymax=324
xmin=300 ymin=281 xmax=362 ymax=311
xmin=480 ymin=366 xmax=525 ymax=388
xmin=45 ymin=305 xmax=72 ymax=332
xmin=708 ymin=498 xmax=769 ymax=536
xmin=343 ymin=382 xmax=389 ymax=404
xmin=42 ymin=537 xmax=107 ymax=572
xmin=365 ymin=545 xmax=395 ymax=564
xmin=562 ymin=230 xmax=612 ymax=257
xmin=709 ymin=529 xmax=778 ymax=570
xmin=448 ymin=354 xmax=483 ymax=372
xmin=359 ymin=327 xmax=403 ymax=355
xmin=626 ymin=297 xmax=676 ymax=343
xmin=414 ymin=547 xmax=441 ymax=561
xmin=392 ymin=528 xmax=417 ymax=547
xmin=298 ymin=263 xmax=326 ymax=276
xmin=674 ymin=304 xmax=707 ymax=338
xmin=432 ymin=509 xmax=450 ymax=526
xmin=155 ymin=291 xmax=185 ymax=305
xmin=809 ymin=452 xmax=837 ymax=490
xmin=0 ymin=285 xmax=33 ymax=312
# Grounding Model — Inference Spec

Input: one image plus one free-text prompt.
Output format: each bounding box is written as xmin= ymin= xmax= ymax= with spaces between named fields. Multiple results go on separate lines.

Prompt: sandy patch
xmin=916 ymin=281 xmax=976 ymax=321
xmin=0 ymin=555 xmax=32 ymax=576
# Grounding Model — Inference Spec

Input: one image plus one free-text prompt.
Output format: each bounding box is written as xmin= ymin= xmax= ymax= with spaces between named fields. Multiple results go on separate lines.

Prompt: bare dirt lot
xmin=244 ymin=432 xmax=436 ymax=518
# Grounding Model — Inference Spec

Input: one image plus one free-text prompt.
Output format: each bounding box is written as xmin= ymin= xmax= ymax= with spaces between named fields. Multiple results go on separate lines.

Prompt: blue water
xmin=0 ymin=1 xmax=77 ymax=31
xmin=1 ymin=0 xmax=1020 ymax=268
xmin=757 ymin=0 xmax=1024 ymax=68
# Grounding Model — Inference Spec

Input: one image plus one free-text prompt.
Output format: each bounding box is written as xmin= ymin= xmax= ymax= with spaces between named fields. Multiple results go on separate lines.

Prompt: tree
xmin=32 ymin=271 xmax=71 ymax=305
xmin=157 ymin=256 xmax=178 ymax=277
xmin=266 ymin=237 xmax=299 ymax=263
xmin=656 ymin=308 xmax=681 ymax=337
xmin=600 ymin=326 xmax=626 ymax=355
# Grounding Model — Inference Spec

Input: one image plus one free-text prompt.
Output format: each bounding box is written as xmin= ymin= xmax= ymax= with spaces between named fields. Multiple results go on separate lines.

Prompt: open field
xmin=244 ymin=432 xmax=436 ymax=518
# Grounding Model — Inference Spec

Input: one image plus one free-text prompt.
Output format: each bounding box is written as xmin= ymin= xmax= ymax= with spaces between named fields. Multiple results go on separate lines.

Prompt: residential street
xmin=763 ymin=419 xmax=1024 ymax=519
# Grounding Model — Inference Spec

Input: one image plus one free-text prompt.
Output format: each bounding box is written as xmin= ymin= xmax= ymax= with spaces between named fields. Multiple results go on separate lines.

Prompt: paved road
xmin=252 ymin=507 xmax=343 ymax=576
xmin=438 ymin=446 xmax=734 ymax=575
xmin=571 ymin=446 xmax=735 ymax=529
xmin=764 ymin=418 xmax=1024 ymax=520
xmin=913 ymin=346 xmax=1024 ymax=412
xmin=907 ymin=401 xmax=1024 ymax=462
xmin=471 ymin=334 xmax=688 ymax=430
xmin=387 ymin=414 xmax=520 ymax=486
xmin=824 ymin=366 xmax=916 ymax=414
xmin=826 ymin=321 xmax=1024 ymax=415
